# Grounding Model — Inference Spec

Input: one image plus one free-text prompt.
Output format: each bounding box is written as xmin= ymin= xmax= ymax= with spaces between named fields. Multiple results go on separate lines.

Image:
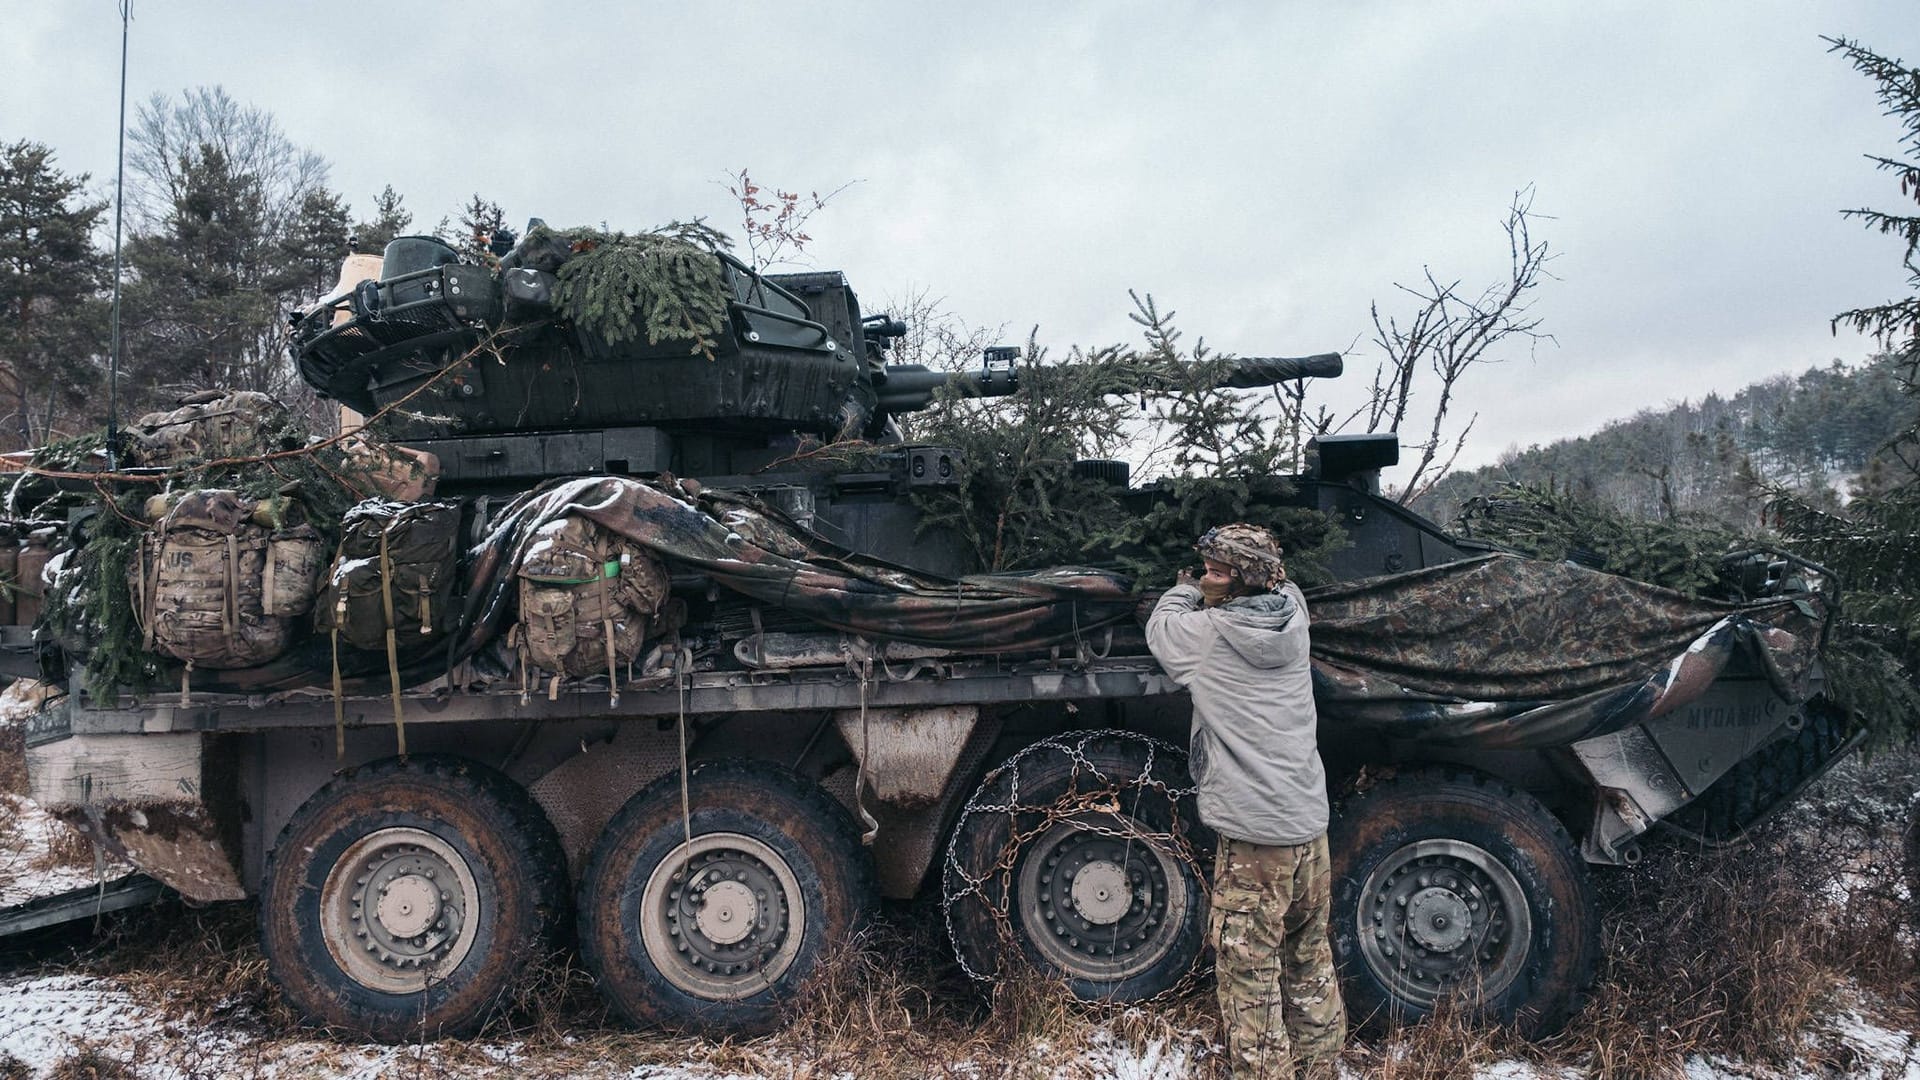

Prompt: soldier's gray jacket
xmin=1146 ymin=581 xmax=1327 ymax=846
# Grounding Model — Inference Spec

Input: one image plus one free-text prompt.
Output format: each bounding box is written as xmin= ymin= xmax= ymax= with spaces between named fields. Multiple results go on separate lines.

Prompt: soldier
xmin=1144 ymin=524 xmax=1346 ymax=1078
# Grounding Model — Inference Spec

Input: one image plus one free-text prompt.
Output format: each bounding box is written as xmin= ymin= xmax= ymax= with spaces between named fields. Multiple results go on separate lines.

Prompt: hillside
xmin=1414 ymin=354 xmax=1912 ymax=528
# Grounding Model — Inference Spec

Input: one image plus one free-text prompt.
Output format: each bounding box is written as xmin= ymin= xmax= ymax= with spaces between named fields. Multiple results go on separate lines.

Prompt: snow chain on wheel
xmin=577 ymin=758 xmax=876 ymax=1036
xmin=1329 ymin=769 xmax=1598 ymax=1039
xmin=259 ymin=755 xmax=570 ymax=1042
xmin=941 ymin=729 xmax=1212 ymax=1003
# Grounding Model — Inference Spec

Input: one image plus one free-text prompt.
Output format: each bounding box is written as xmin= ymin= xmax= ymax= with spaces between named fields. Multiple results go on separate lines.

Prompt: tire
xmin=259 ymin=755 xmax=570 ymax=1041
xmin=1329 ymin=769 xmax=1597 ymax=1038
xmin=576 ymin=758 xmax=875 ymax=1035
xmin=942 ymin=730 xmax=1210 ymax=1002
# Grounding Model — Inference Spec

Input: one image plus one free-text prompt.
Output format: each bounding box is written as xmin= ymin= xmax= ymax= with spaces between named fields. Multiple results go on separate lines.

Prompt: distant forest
xmin=1414 ymin=353 xmax=1912 ymax=529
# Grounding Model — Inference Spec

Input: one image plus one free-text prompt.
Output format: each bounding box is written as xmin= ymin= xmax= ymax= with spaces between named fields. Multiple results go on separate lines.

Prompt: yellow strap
xmin=418 ymin=574 xmax=431 ymax=634
xmin=331 ymin=615 xmax=345 ymax=760
xmin=379 ymin=531 xmax=405 ymax=757
xmin=180 ymin=659 xmax=193 ymax=708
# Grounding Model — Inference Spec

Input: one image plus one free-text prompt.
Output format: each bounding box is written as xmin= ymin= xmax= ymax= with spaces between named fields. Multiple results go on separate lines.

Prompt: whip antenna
xmin=106 ymin=0 xmax=131 ymax=469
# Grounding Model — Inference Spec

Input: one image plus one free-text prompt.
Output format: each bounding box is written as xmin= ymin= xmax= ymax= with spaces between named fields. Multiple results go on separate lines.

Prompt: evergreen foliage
xmin=1454 ymin=482 xmax=1750 ymax=598
xmin=0 ymin=140 xmax=108 ymax=450
xmin=1420 ymin=354 xmax=1914 ymax=527
xmin=547 ymin=220 xmax=733 ymax=357
xmin=353 ymin=185 xmax=413 ymax=253
xmin=909 ymin=295 xmax=1341 ymax=583
xmin=33 ymin=411 xmax=407 ymax=700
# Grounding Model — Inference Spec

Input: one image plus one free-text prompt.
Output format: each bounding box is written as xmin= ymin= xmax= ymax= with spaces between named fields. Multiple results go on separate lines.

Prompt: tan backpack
xmin=130 ymin=390 xmax=290 ymax=466
xmin=130 ymin=490 xmax=325 ymax=676
xmin=514 ymin=513 xmax=669 ymax=705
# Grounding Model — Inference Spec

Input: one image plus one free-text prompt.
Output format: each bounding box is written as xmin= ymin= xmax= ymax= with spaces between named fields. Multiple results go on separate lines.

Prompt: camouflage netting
xmin=1303 ymin=553 xmax=1830 ymax=748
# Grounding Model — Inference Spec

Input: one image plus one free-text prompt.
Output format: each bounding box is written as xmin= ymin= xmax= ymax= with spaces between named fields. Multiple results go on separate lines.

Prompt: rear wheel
xmin=1329 ymin=770 xmax=1597 ymax=1037
xmin=943 ymin=730 xmax=1210 ymax=1001
xmin=259 ymin=755 xmax=569 ymax=1041
xmin=577 ymin=759 xmax=874 ymax=1035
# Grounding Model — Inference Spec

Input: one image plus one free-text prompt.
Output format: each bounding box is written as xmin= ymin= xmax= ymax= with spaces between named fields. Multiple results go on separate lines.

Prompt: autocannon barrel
xmin=875 ymin=352 xmax=1343 ymax=415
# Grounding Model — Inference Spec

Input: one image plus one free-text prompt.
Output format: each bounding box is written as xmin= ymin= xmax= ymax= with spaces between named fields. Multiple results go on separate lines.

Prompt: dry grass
xmin=0 ymin=722 xmax=23 ymax=797
xmin=4 ymin=743 xmax=1918 ymax=1078
xmin=43 ymin=1042 xmax=136 ymax=1080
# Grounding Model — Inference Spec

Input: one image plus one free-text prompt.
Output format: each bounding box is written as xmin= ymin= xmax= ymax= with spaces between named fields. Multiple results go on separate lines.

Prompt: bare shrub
xmin=45 ymin=1042 xmax=136 ymax=1080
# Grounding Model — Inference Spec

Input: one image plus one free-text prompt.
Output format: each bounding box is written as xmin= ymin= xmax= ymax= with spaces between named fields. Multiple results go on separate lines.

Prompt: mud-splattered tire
xmin=1330 ymin=770 xmax=1596 ymax=1038
xmin=942 ymin=730 xmax=1210 ymax=1002
xmin=259 ymin=755 xmax=570 ymax=1041
xmin=577 ymin=759 xmax=875 ymax=1035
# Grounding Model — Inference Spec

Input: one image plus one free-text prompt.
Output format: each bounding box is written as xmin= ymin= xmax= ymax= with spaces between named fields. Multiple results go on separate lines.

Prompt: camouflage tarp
xmin=456 ymin=476 xmax=1137 ymax=656
xmin=1304 ymin=553 xmax=1829 ymax=749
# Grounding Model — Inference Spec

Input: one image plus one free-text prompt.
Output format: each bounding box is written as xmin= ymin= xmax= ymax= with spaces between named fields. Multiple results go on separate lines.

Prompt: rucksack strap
xmin=378 ymin=530 xmax=406 ymax=757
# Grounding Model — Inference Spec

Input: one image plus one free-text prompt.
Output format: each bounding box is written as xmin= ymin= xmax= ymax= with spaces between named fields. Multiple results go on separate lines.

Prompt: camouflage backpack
xmin=130 ymin=490 xmax=326 ymax=673
xmin=514 ymin=513 xmax=669 ymax=702
xmin=314 ymin=500 xmax=463 ymax=755
xmin=315 ymin=500 xmax=463 ymax=652
xmin=129 ymin=390 xmax=290 ymax=467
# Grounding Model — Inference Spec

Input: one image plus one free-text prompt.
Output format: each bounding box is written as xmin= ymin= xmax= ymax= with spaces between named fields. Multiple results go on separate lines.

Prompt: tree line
xmin=0 ymin=86 xmax=507 ymax=449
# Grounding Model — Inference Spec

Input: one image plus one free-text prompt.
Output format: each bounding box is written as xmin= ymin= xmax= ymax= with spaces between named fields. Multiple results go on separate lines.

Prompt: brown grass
xmin=0 ymin=720 xmax=24 ymax=797
xmin=6 ymin=741 xmax=1918 ymax=1078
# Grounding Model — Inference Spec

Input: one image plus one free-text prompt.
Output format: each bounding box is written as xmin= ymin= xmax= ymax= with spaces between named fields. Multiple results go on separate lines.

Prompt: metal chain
xmin=938 ymin=729 xmax=1213 ymax=1002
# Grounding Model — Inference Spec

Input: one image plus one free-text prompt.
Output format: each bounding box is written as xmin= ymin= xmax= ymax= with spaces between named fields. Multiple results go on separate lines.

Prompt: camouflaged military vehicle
xmin=12 ymin=231 xmax=1853 ymax=1043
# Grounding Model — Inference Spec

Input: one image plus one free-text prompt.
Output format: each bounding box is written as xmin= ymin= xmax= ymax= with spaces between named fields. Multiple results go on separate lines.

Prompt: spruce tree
xmin=353 ymin=185 xmax=412 ymax=253
xmin=0 ymin=140 xmax=107 ymax=449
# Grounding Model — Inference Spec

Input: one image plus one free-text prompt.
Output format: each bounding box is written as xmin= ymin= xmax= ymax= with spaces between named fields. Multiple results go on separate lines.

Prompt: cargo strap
xmin=379 ymin=531 xmax=406 ymax=757
xmin=330 ymin=606 xmax=346 ymax=760
xmin=223 ymin=535 xmax=241 ymax=656
xmin=600 ymin=561 xmax=619 ymax=708
xmin=134 ymin=534 xmax=156 ymax=651
xmin=848 ymin=649 xmax=879 ymax=846
xmin=672 ymin=638 xmax=694 ymax=886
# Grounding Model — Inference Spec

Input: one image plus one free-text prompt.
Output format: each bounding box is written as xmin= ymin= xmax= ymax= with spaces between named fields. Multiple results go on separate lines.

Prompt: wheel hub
xmin=1406 ymin=887 xmax=1472 ymax=952
xmin=1355 ymin=839 xmax=1532 ymax=1009
xmin=1070 ymin=860 xmax=1132 ymax=925
xmin=641 ymin=832 xmax=806 ymax=1002
xmin=319 ymin=828 xmax=480 ymax=994
xmin=695 ymin=879 xmax=760 ymax=946
xmin=1013 ymin=811 xmax=1191 ymax=983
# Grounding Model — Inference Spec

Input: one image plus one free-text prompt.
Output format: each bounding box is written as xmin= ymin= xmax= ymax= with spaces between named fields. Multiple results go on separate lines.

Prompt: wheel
xmin=577 ymin=758 xmax=875 ymax=1035
xmin=259 ymin=755 xmax=570 ymax=1041
xmin=942 ymin=730 xmax=1210 ymax=1001
xmin=1329 ymin=770 xmax=1597 ymax=1038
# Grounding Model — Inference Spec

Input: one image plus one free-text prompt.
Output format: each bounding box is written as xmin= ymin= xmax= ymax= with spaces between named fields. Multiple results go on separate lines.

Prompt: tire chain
xmin=939 ymin=729 xmax=1213 ymax=1002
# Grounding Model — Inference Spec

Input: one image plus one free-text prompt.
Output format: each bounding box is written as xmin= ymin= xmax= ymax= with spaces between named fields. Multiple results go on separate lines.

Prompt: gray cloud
xmin=9 ymin=1 xmax=1916 ymax=483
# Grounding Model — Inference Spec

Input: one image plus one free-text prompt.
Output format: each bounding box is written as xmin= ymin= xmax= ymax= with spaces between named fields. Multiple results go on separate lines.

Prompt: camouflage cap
xmin=1196 ymin=523 xmax=1287 ymax=591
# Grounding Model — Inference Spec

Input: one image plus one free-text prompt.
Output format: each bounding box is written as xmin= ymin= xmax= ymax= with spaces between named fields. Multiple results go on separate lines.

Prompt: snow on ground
xmin=0 ymin=793 xmax=134 ymax=908
xmin=0 ymin=973 xmax=1915 ymax=1080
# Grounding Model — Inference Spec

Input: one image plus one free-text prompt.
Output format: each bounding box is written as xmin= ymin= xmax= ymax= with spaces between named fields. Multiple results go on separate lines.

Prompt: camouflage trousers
xmin=1210 ymin=832 xmax=1347 ymax=1079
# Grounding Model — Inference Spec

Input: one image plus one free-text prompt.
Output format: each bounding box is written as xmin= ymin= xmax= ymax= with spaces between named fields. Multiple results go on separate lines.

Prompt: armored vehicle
xmin=14 ymin=232 xmax=1853 ymax=1042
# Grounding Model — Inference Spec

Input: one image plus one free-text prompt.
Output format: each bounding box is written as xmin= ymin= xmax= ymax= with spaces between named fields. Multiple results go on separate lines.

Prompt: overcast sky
xmin=7 ymin=2 xmax=1917 ymax=483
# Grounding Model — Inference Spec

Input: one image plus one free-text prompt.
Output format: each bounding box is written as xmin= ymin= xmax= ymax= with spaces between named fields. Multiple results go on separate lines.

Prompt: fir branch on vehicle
xmin=545 ymin=222 xmax=732 ymax=358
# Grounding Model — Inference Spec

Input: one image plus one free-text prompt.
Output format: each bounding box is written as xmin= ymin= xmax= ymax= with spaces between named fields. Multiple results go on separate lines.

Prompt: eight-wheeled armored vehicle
xmin=14 ymin=232 xmax=1852 ymax=1040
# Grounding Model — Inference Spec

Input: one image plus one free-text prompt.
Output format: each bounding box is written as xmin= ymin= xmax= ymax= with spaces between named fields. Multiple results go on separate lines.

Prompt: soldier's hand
xmin=1175 ymin=567 xmax=1198 ymax=587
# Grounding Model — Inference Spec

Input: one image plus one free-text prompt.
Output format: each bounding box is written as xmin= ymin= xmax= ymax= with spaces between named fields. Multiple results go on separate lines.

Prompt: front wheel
xmin=577 ymin=759 xmax=875 ymax=1035
xmin=1329 ymin=770 xmax=1597 ymax=1038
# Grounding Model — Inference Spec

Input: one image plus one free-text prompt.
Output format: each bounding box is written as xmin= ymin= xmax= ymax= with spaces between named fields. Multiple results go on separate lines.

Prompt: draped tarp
xmin=454 ymin=475 xmax=1138 ymax=657
xmin=1302 ymin=554 xmax=1829 ymax=749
